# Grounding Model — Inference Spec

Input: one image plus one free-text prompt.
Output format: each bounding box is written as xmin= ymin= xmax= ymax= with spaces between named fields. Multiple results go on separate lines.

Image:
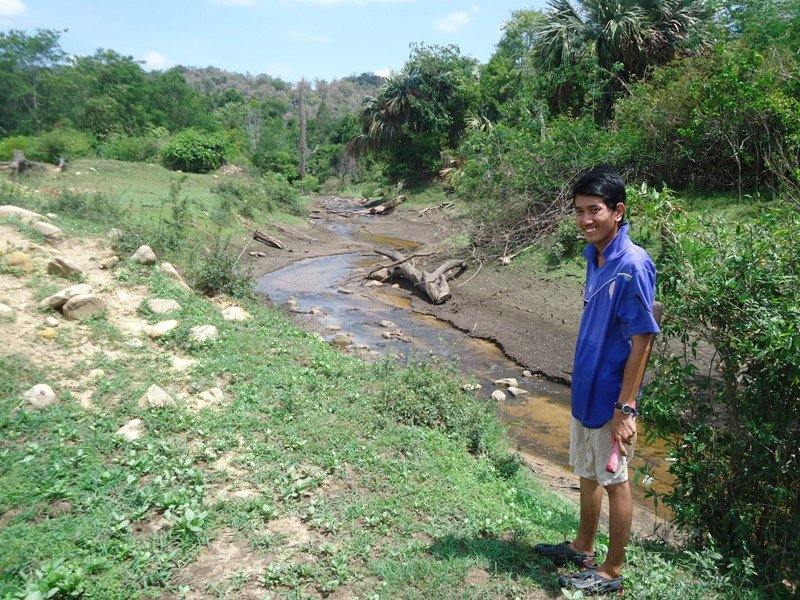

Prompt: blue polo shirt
xmin=571 ymin=224 xmax=660 ymax=428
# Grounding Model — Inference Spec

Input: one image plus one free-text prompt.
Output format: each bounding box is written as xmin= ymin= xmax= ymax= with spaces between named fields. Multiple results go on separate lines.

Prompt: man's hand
xmin=611 ymin=411 xmax=637 ymax=457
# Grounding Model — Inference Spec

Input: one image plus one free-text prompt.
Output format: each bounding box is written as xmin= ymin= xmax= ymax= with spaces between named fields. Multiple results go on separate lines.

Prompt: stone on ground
xmin=491 ymin=390 xmax=507 ymax=401
xmin=88 ymin=369 xmax=105 ymax=379
xmin=47 ymin=257 xmax=84 ymax=278
xmin=522 ymin=370 xmax=533 ymax=378
xmin=147 ymin=298 xmax=182 ymax=314
xmin=493 ymin=378 xmax=518 ymax=389
xmin=40 ymin=283 xmax=93 ymax=310
xmin=99 ymin=256 xmax=120 ymax=269
xmin=36 ymin=327 xmax=57 ymax=339
xmin=0 ymin=205 xmax=43 ymax=220
xmin=23 ymin=384 xmax=57 ymax=410
xmin=45 ymin=316 xmax=59 ymax=327
xmin=0 ymin=303 xmax=13 ymax=317
xmin=507 ymin=386 xmax=528 ymax=397
xmin=131 ymin=245 xmax=157 ymax=265
xmin=330 ymin=333 xmax=354 ymax=347
xmin=5 ymin=251 xmax=33 ymax=272
xmin=158 ymin=262 xmax=191 ymax=290
xmin=221 ymin=306 xmax=250 ymax=321
xmin=189 ymin=325 xmax=218 ymax=343
xmin=379 ymin=320 xmax=397 ymax=328
xmin=171 ymin=356 xmax=198 ymax=371
xmin=462 ymin=383 xmax=482 ymax=391
xmin=138 ymin=384 xmax=174 ymax=409
xmin=32 ymin=221 xmax=63 ymax=239
xmin=62 ymin=294 xmax=106 ymax=320
xmin=117 ymin=419 xmax=144 ymax=441
xmin=198 ymin=387 xmax=225 ymax=406
xmin=148 ymin=319 xmax=179 ymax=338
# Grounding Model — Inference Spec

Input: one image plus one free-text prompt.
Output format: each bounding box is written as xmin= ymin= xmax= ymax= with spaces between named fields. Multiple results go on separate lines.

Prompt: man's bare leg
xmin=570 ymin=476 xmax=602 ymax=558
xmin=596 ymin=480 xmax=632 ymax=579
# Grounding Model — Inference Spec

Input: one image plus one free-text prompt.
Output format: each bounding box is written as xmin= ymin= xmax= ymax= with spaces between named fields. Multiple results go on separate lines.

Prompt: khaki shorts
xmin=569 ymin=417 xmax=635 ymax=486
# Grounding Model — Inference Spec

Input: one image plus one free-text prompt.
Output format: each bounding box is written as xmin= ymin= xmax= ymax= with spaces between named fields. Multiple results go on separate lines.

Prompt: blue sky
xmin=0 ymin=0 xmax=547 ymax=82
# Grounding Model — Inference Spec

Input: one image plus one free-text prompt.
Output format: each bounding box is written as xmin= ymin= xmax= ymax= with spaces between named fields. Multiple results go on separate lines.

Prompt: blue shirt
xmin=571 ymin=224 xmax=660 ymax=428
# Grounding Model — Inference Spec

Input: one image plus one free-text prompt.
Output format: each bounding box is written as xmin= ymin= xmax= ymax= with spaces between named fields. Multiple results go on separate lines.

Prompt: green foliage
xmin=0 ymin=136 xmax=32 ymax=161
xmin=160 ymin=129 xmax=227 ymax=173
xmin=49 ymin=189 xmax=120 ymax=223
xmin=643 ymin=199 xmax=800 ymax=591
xmin=13 ymin=558 xmax=86 ymax=599
xmin=96 ymin=133 xmax=165 ymax=162
xmin=26 ymin=129 xmax=95 ymax=163
xmin=187 ymin=234 xmax=253 ymax=298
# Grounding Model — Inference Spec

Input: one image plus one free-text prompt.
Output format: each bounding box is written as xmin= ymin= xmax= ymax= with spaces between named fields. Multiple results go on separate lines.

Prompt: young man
xmin=535 ymin=165 xmax=660 ymax=594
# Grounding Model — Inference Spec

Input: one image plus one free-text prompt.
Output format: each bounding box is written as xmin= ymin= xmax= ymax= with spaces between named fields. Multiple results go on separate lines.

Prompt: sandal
xmin=558 ymin=569 xmax=624 ymax=594
xmin=534 ymin=541 xmax=596 ymax=567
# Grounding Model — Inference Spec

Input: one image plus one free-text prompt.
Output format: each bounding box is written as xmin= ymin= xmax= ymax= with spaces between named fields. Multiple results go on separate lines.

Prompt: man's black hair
xmin=572 ymin=165 xmax=626 ymax=214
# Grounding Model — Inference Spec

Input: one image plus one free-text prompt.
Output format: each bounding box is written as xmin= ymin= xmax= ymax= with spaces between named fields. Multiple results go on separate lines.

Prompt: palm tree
xmin=534 ymin=0 xmax=713 ymax=120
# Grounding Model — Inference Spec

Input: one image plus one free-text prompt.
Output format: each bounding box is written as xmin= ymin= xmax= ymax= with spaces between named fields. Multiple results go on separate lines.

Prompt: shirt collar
xmin=582 ymin=223 xmax=632 ymax=264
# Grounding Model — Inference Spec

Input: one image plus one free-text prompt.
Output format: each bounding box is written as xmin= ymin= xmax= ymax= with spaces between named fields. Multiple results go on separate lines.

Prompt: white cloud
xmin=436 ymin=11 xmax=470 ymax=33
xmin=210 ymin=0 xmax=255 ymax=6
xmin=0 ymin=0 xmax=26 ymax=18
xmin=375 ymin=68 xmax=391 ymax=78
xmin=266 ymin=62 xmax=294 ymax=79
xmin=471 ymin=3 xmax=479 ymax=13
xmin=142 ymin=51 xmax=170 ymax=70
xmin=288 ymin=30 xmax=332 ymax=44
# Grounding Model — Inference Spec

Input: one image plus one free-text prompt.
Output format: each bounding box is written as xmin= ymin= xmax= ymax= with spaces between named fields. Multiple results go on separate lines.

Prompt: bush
xmin=51 ymin=189 xmax=120 ymax=223
xmin=188 ymin=234 xmax=253 ymax=298
xmin=0 ymin=136 xmax=32 ymax=161
xmin=644 ymin=200 xmax=800 ymax=591
xmin=98 ymin=134 xmax=163 ymax=162
xmin=262 ymin=172 xmax=303 ymax=216
xmin=27 ymin=129 xmax=95 ymax=163
xmin=160 ymin=129 xmax=227 ymax=173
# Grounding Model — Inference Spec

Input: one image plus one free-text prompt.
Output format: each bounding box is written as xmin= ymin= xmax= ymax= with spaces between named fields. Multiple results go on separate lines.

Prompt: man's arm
xmin=611 ymin=333 xmax=655 ymax=456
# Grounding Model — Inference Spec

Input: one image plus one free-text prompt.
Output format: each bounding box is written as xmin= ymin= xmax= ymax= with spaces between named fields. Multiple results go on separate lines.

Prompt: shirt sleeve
xmin=617 ymin=265 xmax=660 ymax=336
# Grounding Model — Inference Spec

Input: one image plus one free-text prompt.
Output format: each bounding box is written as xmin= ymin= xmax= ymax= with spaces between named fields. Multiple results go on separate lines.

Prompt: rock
xmin=88 ymin=369 xmax=105 ymax=379
xmin=36 ymin=327 xmax=57 ymax=339
xmin=198 ymin=387 xmax=225 ymax=405
xmin=310 ymin=307 xmax=323 ymax=315
xmin=364 ymin=280 xmax=383 ymax=287
xmin=369 ymin=268 xmax=390 ymax=281
xmin=148 ymin=319 xmax=179 ymax=338
xmin=131 ymin=245 xmax=157 ymax=265
xmin=462 ymin=383 xmax=482 ymax=391
xmin=522 ymin=370 xmax=533 ymax=378
xmin=108 ymin=228 xmax=123 ymax=238
xmin=493 ymin=378 xmax=518 ymax=389
xmin=32 ymin=221 xmax=63 ymax=239
xmin=221 ymin=306 xmax=250 ymax=321
xmin=189 ymin=324 xmax=218 ymax=343
xmin=381 ymin=331 xmax=394 ymax=339
xmin=0 ymin=205 xmax=43 ymax=220
xmin=507 ymin=387 xmax=528 ymax=397
xmin=45 ymin=316 xmax=59 ymax=327
xmin=158 ymin=262 xmax=191 ymax=291
xmin=491 ymin=390 xmax=507 ymax=401
xmin=5 ymin=251 xmax=33 ymax=272
xmin=337 ymin=288 xmax=354 ymax=295
xmin=391 ymin=283 xmax=400 ymax=289
xmin=330 ymin=333 xmax=354 ymax=347
xmin=62 ymin=294 xmax=106 ymax=320
xmin=40 ymin=284 xmax=93 ymax=310
xmin=147 ymin=299 xmax=182 ymax=314
xmin=355 ymin=344 xmax=370 ymax=350
xmin=46 ymin=213 xmax=58 ymax=219
xmin=99 ymin=256 xmax=119 ymax=269
xmin=125 ymin=338 xmax=144 ymax=348
xmin=23 ymin=384 xmax=57 ymax=410
xmin=326 ymin=325 xmax=342 ymax=332
xmin=47 ymin=257 xmax=84 ymax=278
xmin=282 ymin=299 xmax=299 ymax=312
xmin=171 ymin=356 xmax=198 ymax=371
xmin=137 ymin=384 xmax=174 ymax=409
xmin=117 ymin=419 xmax=144 ymax=441
xmin=379 ymin=320 xmax=397 ymax=328
xmin=0 ymin=303 xmax=13 ymax=318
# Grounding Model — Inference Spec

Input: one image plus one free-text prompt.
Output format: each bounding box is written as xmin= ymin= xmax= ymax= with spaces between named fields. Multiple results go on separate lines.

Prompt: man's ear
xmin=614 ymin=203 xmax=626 ymax=222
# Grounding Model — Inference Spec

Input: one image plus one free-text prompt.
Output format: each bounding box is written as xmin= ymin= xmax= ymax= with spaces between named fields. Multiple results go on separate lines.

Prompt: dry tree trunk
xmin=365 ymin=195 xmax=406 ymax=215
xmin=253 ymin=230 xmax=288 ymax=250
xmin=0 ymin=150 xmax=34 ymax=176
xmin=375 ymin=249 xmax=467 ymax=304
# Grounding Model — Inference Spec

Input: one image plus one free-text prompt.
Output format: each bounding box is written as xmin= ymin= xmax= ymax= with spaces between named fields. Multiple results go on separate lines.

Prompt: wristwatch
xmin=614 ymin=401 xmax=638 ymax=417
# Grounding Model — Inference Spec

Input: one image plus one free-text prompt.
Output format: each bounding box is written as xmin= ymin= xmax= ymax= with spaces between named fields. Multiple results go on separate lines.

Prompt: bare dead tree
xmin=375 ymin=249 xmax=467 ymax=304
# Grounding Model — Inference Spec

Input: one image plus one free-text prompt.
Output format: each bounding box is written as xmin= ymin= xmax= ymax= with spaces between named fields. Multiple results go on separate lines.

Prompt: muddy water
xmin=255 ymin=209 xmax=672 ymax=514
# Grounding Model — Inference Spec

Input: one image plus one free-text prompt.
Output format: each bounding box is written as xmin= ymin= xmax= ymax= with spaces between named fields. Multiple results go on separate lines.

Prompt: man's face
xmin=573 ymin=194 xmax=624 ymax=252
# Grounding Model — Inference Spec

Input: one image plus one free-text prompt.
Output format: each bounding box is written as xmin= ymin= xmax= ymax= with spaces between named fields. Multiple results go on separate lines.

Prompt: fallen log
xmin=253 ymin=230 xmax=288 ymax=250
xmin=418 ymin=202 xmax=454 ymax=217
xmin=375 ymin=249 xmax=467 ymax=304
xmin=272 ymin=221 xmax=318 ymax=243
xmin=365 ymin=195 xmax=406 ymax=215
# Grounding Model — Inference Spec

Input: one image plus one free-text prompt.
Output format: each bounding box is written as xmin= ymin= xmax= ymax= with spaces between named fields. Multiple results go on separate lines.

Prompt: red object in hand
xmin=606 ymin=440 xmax=621 ymax=473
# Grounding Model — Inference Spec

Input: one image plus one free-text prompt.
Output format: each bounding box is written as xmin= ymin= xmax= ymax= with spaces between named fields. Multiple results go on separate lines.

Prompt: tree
xmin=533 ymin=0 xmax=714 ymax=121
xmin=348 ymin=44 xmax=479 ymax=180
xmin=0 ymin=29 xmax=66 ymax=135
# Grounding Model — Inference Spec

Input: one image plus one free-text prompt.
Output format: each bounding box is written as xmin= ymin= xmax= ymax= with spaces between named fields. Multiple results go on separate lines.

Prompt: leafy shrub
xmin=14 ymin=558 xmax=86 ymax=599
xmin=98 ymin=134 xmax=163 ymax=162
xmin=160 ymin=129 xmax=227 ymax=173
xmin=253 ymin=149 xmax=298 ymax=180
xmin=27 ymin=129 xmax=95 ymax=163
xmin=644 ymin=201 xmax=800 ymax=590
xmin=51 ymin=189 xmax=120 ymax=223
xmin=0 ymin=136 xmax=32 ymax=161
xmin=262 ymin=172 xmax=303 ymax=215
xmin=542 ymin=215 xmax=584 ymax=267
xmin=187 ymin=234 xmax=253 ymax=298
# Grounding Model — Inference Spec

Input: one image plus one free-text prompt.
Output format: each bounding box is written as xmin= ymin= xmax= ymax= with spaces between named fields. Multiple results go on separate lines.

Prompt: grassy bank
xmin=0 ymin=170 xmax=766 ymax=599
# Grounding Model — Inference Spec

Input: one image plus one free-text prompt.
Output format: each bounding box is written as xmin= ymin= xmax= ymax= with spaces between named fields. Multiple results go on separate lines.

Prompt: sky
xmin=0 ymin=0 xmax=548 ymax=83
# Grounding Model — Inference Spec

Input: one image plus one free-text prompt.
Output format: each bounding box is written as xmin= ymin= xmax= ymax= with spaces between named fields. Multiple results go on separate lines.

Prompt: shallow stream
xmin=255 ymin=200 xmax=671 ymax=515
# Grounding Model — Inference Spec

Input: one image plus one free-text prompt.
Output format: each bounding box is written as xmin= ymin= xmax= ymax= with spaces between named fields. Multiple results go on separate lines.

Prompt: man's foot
xmin=558 ymin=569 xmax=623 ymax=594
xmin=533 ymin=541 xmax=596 ymax=567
